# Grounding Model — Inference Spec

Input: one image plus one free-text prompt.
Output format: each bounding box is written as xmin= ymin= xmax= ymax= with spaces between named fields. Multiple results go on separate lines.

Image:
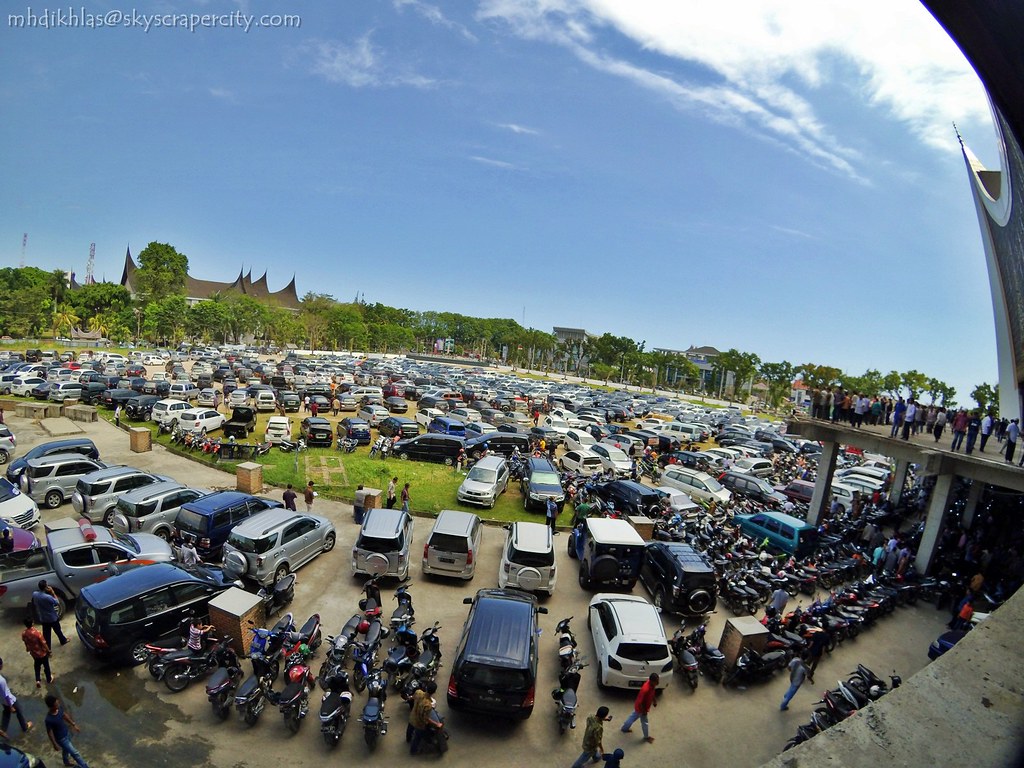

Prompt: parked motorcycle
xmin=255 ymin=572 xmax=296 ymax=618
xmin=552 ymin=659 xmax=588 ymax=734
xmin=669 ymin=627 xmax=700 ymax=691
xmin=404 ymin=621 xmax=442 ymax=696
xmin=319 ymin=670 xmax=353 ymax=747
xmin=390 ymin=584 xmax=415 ymax=631
xmin=164 ymin=635 xmax=239 ymax=693
xmin=352 ymin=618 xmax=387 ymax=693
xmin=723 ymin=647 xmax=788 ymax=688
xmin=555 ymin=616 xmax=578 ymax=670
xmin=206 ymin=659 xmax=244 ymax=720
xmin=383 ymin=620 xmax=419 ymax=692
xmin=359 ymin=576 xmax=384 ymax=619
xmin=248 ymin=613 xmax=296 ymax=683
xmin=360 ymin=666 xmax=390 ymax=749
xmin=234 ymin=670 xmax=275 ymax=726
xmin=318 ymin=614 xmax=362 ymax=688
xmin=277 ymin=644 xmax=315 ymax=733
xmin=682 ymin=623 xmax=726 ymax=683
xmin=144 ymin=615 xmax=196 ymax=680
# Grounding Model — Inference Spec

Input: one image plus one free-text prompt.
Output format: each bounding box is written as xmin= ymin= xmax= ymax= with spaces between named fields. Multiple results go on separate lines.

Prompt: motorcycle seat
xmin=235 ymin=675 xmax=260 ymax=699
xmin=562 ymin=688 xmax=577 ymax=707
xmin=362 ymin=698 xmax=382 ymax=719
xmin=162 ymin=649 xmax=193 ymax=663
xmin=297 ymin=616 xmax=319 ymax=639
xmin=322 ymin=691 xmax=352 ymax=713
xmin=279 ymin=679 xmax=305 ymax=705
xmin=206 ymin=667 xmax=232 ymax=690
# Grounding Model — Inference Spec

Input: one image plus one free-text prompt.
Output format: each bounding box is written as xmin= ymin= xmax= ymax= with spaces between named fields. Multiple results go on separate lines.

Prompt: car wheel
xmin=653 ymin=586 xmax=666 ymax=613
xmin=102 ymin=507 xmax=116 ymax=527
xmin=154 ymin=527 xmax=171 ymax=542
xmin=523 ymin=495 xmax=529 ymax=511
xmin=444 ymin=457 xmax=453 ymax=466
xmin=200 ymin=427 xmax=207 ymax=436
xmin=44 ymin=490 xmax=64 ymax=509
xmin=578 ymin=564 xmax=591 ymax=590
xmin=596 ymin=662 xmax=607 ymax=691
xmin=399 ymin=452 xmax=409 ymax=461
xmin=0 ymin=449 xmax=8 ymax=465
xmin=129 ymin=640 xmax=150 ymax=666
xmin=274 ymin=564 xmax=289 ymax=583
xmin=567 ymin=532 xmax=578 ymax=559
xmin=322 ymin=533 xmax=336 ymax=553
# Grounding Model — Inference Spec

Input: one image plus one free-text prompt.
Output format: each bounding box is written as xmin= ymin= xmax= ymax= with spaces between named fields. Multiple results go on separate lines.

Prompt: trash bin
xmin=353 ymin=487 xmax=367 ymax=525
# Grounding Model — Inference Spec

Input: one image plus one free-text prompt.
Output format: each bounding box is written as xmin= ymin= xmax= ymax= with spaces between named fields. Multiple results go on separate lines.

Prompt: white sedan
xmin=0 ymin=477 xmax=40 ymax=529
xmin=178 ymin=408 xmax=227 ymax=435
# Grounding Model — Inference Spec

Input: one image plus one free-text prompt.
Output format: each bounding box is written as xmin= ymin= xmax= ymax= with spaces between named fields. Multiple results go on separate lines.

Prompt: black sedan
xmin=30 ymin=382 xmax=55 ymax=400
xmin=301 ymin=417 xmax=334 ymax=447
xmin=384 ymin=396 xmax=409 ymax=413
xmin=100 ymin=388 xmax=139 ymax=408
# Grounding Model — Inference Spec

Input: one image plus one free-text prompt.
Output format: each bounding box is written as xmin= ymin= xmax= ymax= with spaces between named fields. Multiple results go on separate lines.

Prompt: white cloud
xmin=208 ymin=87 xmax=237 ymax=103
xmin=305 ymin=33 xmax=436 ymax=89
xmin=770 ymin=224 xmax=814 ymax=240
xmin=394 ymin=0 xmax=478 ymax=41
xmin=470 ymin=155 xmax=518 ymax=169
xmin=476 ymin=0 xmax=991 ymax=177
xmin=497 ymin=122 xmax=540 ymax=135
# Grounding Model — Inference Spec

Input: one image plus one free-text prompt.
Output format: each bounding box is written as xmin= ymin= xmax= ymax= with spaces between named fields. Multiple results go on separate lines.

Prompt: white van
xmin=349 ymin=386 xmax=383 ymax=401
xmin=658 ymin=422 xmax=704 ymax=442
xmin=167 ymin=382 xmax=199 ymax=401
xmin=254 ymin=390 xmax=277 ymax=412
xmin=151 ymin=398 xmax=191 ymax=427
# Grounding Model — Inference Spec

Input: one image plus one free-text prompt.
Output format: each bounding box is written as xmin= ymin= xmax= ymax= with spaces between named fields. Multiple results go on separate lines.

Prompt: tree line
xmin=1 ymin=242 xmax=995 ymax=408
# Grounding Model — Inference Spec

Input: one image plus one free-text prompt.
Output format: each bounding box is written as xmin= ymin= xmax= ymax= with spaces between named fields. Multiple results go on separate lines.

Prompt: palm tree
xmin=88 ymin=313 xmax=112 ymax=338
xmin=51 ymin=304 xmax=80 ymax=338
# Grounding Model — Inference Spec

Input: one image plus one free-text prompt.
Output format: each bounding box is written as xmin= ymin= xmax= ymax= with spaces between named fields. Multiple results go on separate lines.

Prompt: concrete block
xmin=129 ymin=427 xmax=152 ymax=453
xmin=236 ymin=461 xmax=263 ymax=494
xmin=208 ymin=587 xmax=264 ymax=657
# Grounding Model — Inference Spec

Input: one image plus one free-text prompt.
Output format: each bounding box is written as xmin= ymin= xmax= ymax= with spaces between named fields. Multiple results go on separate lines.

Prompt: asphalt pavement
xmin=0 ymin=413 xmax=950 ymax=768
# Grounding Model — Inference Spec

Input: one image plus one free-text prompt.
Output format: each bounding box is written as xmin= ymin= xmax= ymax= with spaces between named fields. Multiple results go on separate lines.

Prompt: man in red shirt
xmin=620 ymin=672 xmax=658 ymax=743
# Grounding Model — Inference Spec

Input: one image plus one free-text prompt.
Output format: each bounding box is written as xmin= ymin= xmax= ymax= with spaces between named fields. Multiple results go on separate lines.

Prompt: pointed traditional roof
xmin=119 ymin=246 xmax=137 ymax=288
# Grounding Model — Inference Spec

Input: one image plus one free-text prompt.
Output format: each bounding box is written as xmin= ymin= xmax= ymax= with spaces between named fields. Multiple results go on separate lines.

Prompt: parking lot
xmin=0 ymin=412 xmax=952 ymax=768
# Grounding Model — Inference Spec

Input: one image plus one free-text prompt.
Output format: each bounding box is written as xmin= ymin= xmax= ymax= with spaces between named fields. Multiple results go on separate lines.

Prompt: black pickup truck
xmin=222 ymin=406 xmax=257 ymax=438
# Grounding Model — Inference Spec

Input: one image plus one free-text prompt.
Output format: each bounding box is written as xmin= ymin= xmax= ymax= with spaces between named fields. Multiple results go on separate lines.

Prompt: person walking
xmin=965 ymin=412 xmax=982 ymax=454
xmin=979 ymin=412 xmax=994 ymax=452
xmin=621 ymin=672 xmax=658 ymax=743
xmin=1007 ymin=418 xmax=1020 ymax=464
xmin=179 ymin=538 xmax=200 ymax=567
xmin=386 ymin=477 xmax=397 ymax=509
xmin=22 ymin=616 xmax=53 ymax=687
xmin=546 ymin=497 xmax=559 ymax=536
xmin=45 ymin=694 xmax=88 ymax=768
xmin=780 ymin=656 xmax=810 ymax=711
xmin=113 ymin=404 xmax=121 ymax=428
xmin=401 ymin=483 xmax=410 ymax=512
xmin=890 ymin=398 xmax=906 ymax=438
xmin=332 ymin=397 xmax=340 ymax=417
xmin=0 ymin=658 xmax=31 ymax=735
xmin=282 ymin=484 xmax=297 ymax=512
xmin=805 ymin=629 xmax=829 ymax=681
xmin=951 ymin=409 xmax=969 ymax=451
xmin=901 ymin=400 xmax=917 ymax=440
xmin=770 ymin=586 xmax=789 ymax=617
xmin=304 ymin=481 xmax=316 ymax=512
xmin=933 ymin=408 xmax=947 ymax=442
xmin=571 ymin=706 xmax=612 ymax=768
xmin=31 ymin=580 xmax=68 ymax=650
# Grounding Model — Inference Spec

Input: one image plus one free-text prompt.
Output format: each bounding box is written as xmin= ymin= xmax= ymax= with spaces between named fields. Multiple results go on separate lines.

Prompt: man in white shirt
xmin=979 ymin=413 xmax=994 ymax=452
xmin=901 ymin=400 xmax=917 ymax=441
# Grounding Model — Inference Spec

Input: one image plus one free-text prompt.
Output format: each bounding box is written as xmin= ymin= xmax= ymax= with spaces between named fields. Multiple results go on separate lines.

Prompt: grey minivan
xmin=421 ymin=510 xmax=483 ymax=580
xmin=20 ymin=454 xmax=108 ymax=509
xmin=72 ymin=466 xmax=174 ymax=526
xmin=351 ymin=507 xmax=414 ymax=580
xmin=111 ymin=481 xmax=209 ymax=541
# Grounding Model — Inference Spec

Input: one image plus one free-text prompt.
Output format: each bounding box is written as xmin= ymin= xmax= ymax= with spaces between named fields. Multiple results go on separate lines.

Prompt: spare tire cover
xmin=365 ymin=553 xmax=390 ymax=576
xmin=591 ymin=555 xmax=619 ymax=582
xmin=223 ymin=550 xmax=248 ymax=577
xmin=687 ymin=589 xmax=714 ymax=615
xmin=515 ymin=567 xmax=543 ymax=592
xmin=110 ymin=513 xmax=130 ymax=534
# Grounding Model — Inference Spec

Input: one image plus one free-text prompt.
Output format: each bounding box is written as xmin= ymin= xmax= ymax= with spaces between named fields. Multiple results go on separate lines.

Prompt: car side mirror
xmin=463 ymin=597 xmax=473 ymax=605
xmin=537 ymin=606 xmax=548 ymax=614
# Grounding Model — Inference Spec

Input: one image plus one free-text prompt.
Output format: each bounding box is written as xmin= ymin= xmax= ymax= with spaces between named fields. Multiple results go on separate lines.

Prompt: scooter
xmin=683 ymin=623 xmax=726 ymax=683
xmin=255 ymin=573 xmax=296 ymax=619
xmin=164 ymin=636 xmax=239 ymax=693
xmin=552 ymin=659 xmax=588 ymax=734
xmin=206 ymin=658 xmax=244 ymax=720
xmin=234 ymin=670 xmax=275 ymax=726
xmin=319 ymin=670 xmax=353 ymax=747
xmin=359 ymin=576 xmax=384 ymax=619
xmin=390 ymin=584 xmax=415 ymax=631
xmin=669 ymin=627 xmax=700 ymax=691
xmin=248 ymin=613 xmax=296 ymax=683
xmin=555 ymin=616 xmax=577 ymax=670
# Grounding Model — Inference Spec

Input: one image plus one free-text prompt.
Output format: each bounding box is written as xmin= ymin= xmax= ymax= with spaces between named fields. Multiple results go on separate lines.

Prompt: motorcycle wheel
xmin=354 ymin=674 xmax=367 ymax=694
xmin=213 ymin=696 xmax=230 ymax=721
xmin=164 ymin=666 xmax=192 ymax=693
xmin=364 ymin=727 xmax=378 ymax=749
xmin=323 ymin=728 xmax=340 ymax=748
xmin=687 ymin=672 xmax=699 ymax=692
xmin=285 ymin=709 xmax=301 ymax=734
xmin=148 ymin=657 xmax=164 ymax=680
xmin=244 ymin=702 xmax=261 ymax=726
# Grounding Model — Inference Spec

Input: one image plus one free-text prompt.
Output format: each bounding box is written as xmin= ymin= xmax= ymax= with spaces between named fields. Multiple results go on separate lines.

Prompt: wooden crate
xmin=627 ymin=515 xmax=655 ymax=541
xmin=718 ymin=616 xmax=769 ymax=669
xmin=129 ymin=427 xmax=152 ymax=453
xmin=208 ymin=588 xmax=265 ymax=657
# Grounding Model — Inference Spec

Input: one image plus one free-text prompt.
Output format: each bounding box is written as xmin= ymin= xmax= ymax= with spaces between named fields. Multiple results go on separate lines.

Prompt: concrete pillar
xmin=807 ymin=440 xmax=840 ymax=526
xmin=888 ymin=459 xmax=911 ymax=506
xmin=915 ymin=473 xmax=954 ymax=575
xmin=962 ymin=479 xmax=985 ymax=530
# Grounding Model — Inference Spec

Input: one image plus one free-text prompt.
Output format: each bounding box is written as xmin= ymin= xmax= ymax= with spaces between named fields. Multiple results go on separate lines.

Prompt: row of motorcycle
xmin=140 ymin=577 xmax=446 ymax=752
xmin=168 ymin=425 xmax=272 ymax=457
xmin=783 ymin=663 xmax=902 ymax=751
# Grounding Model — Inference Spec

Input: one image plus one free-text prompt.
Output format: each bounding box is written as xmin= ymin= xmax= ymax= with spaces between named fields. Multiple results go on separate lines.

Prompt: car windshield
xmin=703 ymin=476 xmax=725 ymax=492
xmin=175 ymin=508 xmax=209 ymax=535
xmin=112 ymin=530 xmax=140 ymax=553
xmin=467 ymin=467 xmax=496 ymax=483
xmin=227 ymin=531 xmax=274 ymax=554
xmin=532 ymin=471 xmax=561 ymax=486
xmin=0 ymin=478 xmax=20 ymax=502
xmin=604 ymin=447 xmax=628 ymax=462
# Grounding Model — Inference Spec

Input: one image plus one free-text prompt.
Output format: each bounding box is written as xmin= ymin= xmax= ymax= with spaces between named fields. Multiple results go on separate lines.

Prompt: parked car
xmin=264 ymin=416 xmax=292 ymax=445
xmin=594 ymin=479 xmax=663 ymax=517
xmin=338 ymin=417 xmax=372 ymax=445
xmin=520 ymin=457 xmax=565 ymax=513
xmin=421 ymin=510 xmax=483 ymax=580
xmin=196 ymin=388 xmax=217 ymax=407
xmin=111 ymin=481 xmax=209 ymax=541
xmin=6 ymin=438 xmax=99 ymax=485
xmin=177 ymin=407 xmax=227 ymax=435
xmin=357 ymin=404 xmax=390 ymax=427
xmin=447 ymin=589 xmax=547 ymax=719
xmin=75 ymin=562 xmax=240 ymax=663
xmin=71 ymin=465 xmax=174 ymax=526
xmin=392 ymin=434 xmax=464 ymax=465
xmin=718 ymin=470 xmax=786 ymax=506
xmin=124 ymin=395 xmax=160 ymax=421
xmin=588 ymin=594 xmax=673 ymax=689
xmin=660 ymin=467 xmax=731 ymax=505
xmin=222 ymin=509 xmax=336 ymax=586
xmin=350 ymin=507 xmax=414 ymax=579
xmin=173 ymin=491 xmax=283 ymax=561
xmin=222 ymin=406 xmax=258 ymax=439
xmin=590 ymin=444 xmax=631 ymax=477
xmin=464 ymin=421 xmax=498 ymax=438
xmin=0 ymin=476 xmax=40 ymax=529
xmin=377 ymin=416 xmax=419 ymax=440
xmin=20 ymin=454 xmax=109 ymax=509
xmin=559 ymin=449 xmax=604 ymax=476
xmin=300 ymin=417 xmax=334 ymax=448
xmin=638 ymin=541 xmax=717 ymax=616
xmin=384 ymin=396 xmax=409 ymax=414
xmin=569 ymin=517 xmax=645 ymax=590
xmin=457 ymin=455 xmax=509 ymax=509
xmin=464 ymin=432 xmax=529 ymax=460
xmin=497 ymin=521 xmax=556 ymax=595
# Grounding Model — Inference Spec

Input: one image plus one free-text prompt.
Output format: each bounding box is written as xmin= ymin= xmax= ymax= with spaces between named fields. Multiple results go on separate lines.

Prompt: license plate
xmin=628 ymin=680 xmax=644 ymax=688
xmin=439 ymin=557 xmax=455 ymax=564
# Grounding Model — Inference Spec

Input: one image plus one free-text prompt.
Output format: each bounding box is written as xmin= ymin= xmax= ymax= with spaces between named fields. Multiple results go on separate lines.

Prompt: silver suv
xmin=71 ymin=466 xmax=173 ymax=526
xmin=351 ymin=508 xmax=414 ymax=580
xmin=222 ymin=509 xmax=337 ymax=585
xmin=456 ymin=455 xmax=509 ymax=508
xmin=21 ymin=454 xmax=108 ymax=509
xmin=110 ymin=481 xmax=208 ymax=541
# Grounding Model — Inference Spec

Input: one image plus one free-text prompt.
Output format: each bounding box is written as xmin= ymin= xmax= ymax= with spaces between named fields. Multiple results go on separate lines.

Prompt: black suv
xmin=378 ymin=416 xmax=419 ymax=440
xmin=464 ymin=432 xmax=530 ymax=459
xmin=718 ymin=470 xmax=786 ymax=506
xmin=595 ymin=479 xmax=663 ymax=517
xmin=300 ymin=417 xmax=334 ymax=448
xmin=75 ymin=562 xmax=239 ymax=664
xmin=520 ymin=457 xmax=565 ymax=512
xmin=447 ymin=589 xmax=547 ymax=720
xmin=638 ymin=541 xmax=718 ymax=616
xmin=391 ymin=434 xmax=464 ymax=465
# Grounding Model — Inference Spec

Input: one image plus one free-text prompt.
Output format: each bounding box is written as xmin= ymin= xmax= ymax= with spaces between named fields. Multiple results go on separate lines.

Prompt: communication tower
xmin=86 ymin=243 xmax=96 ymax=284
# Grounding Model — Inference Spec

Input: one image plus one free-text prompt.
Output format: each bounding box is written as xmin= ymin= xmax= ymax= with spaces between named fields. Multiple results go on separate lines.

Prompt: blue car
xmin=338 ymin=417 xmax=372 ymax=445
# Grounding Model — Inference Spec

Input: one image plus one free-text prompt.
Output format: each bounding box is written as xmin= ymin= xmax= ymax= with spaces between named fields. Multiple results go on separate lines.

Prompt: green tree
xmin=797 ymin=363 xmax=843 ymax=391
xmin=900 ymin=370 xmax=929 ymax=401
xmin=67 ymin=282 xmax=131 ymax=324
xmin=971 ymin=382 xmax=996 ymax=410
xmin=716 ymin=349 xmax=761 ymax=401
xmin=300 ymin=293 xmax=335 ymax=351
xmin=51 ymin=304 xmax=80 ymax=337
xmin=133 ymin=242 xmax=188 ymax=302
xmin=326 ymin=304 xmax=368 ymax=350
xmin=759 ymin=361 xmax=795 ymax=408
xmin=150 ymin=296 xmax=188 ymax=343
xmin=187 ymin=301 xmax=231 ymax=342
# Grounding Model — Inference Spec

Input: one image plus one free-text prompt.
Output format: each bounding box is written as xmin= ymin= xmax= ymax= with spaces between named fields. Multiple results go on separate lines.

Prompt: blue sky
xmin=0 ymin=1 xmax=1003 ymax=401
